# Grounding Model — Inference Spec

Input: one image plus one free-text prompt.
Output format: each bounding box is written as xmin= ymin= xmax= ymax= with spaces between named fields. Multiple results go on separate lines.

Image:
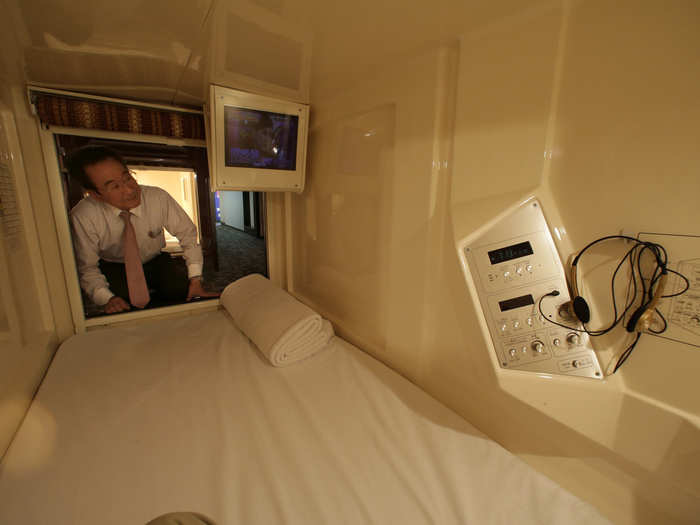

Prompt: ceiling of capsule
xmin=6 ymin=0 xmax=541 ymax=105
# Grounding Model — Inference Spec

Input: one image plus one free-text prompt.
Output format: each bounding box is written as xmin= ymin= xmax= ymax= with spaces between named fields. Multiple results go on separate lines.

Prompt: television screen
xmin=224 ymin=106 xmax=299 ymax=170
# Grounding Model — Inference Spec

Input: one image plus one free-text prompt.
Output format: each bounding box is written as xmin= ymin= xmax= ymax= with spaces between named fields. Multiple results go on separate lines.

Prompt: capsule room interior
xmin=0 ymin=0 xmax=699 ymax=524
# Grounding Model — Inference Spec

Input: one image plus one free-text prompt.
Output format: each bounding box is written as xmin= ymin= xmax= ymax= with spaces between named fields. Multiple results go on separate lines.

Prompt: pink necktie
xmin=120 ymin=211 xmax=150 ymax=308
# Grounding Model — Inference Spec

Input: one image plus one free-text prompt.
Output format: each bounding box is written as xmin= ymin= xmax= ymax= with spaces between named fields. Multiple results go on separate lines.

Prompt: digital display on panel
xmin=224 ymin=106 xmax=299 ymax=170
xmin=498 ymin=294 xmax=535 ymax=312
xmin=488 ymin=241 xmax=533 ymax=265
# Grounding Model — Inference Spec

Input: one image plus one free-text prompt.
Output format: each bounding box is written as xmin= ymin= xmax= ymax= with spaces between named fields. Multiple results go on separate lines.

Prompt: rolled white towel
xmin=220 ymin=274 xmax=334 ymax=366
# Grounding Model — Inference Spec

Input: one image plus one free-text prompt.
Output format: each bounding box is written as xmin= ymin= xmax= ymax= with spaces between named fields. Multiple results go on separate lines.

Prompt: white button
xmin=526 ymin=264 xmax=533 ymax=272
xmin=509 ymin=348 xmax=517 ymax=357
xmin=516 ymin=266 xmax=523 ymax=275
xmin=553 ymin=338 xmax=561 ymax=346
xmin=526 ymin=317 xmax=533 ymax=326
xmin=513 ymin=320 xmax=520 ymax=329
xmin=503 ymin=271 xmax=511 ymax=278
xmin=500 ymin=323 xmax=508 ymax=332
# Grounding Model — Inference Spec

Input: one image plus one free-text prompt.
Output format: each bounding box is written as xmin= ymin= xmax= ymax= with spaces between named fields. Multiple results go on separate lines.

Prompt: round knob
xmin=509 ymin=348 xmax=517 ymax=357
xmin=572 ymin=359 xmax=581 ymax=368
xmin=566 ymin=333 xmax=580 ymax=346
xmin=553 ymin=338 xmax=561 ymax=347
xmin=526 ymin=317 xmax=533 ymax=326
xmin=531 ymin=341 xmax=544 ymax=353
xmin=513 ymin=320 xmax=520 ymax=329
xmin=526 ymin=264 xmax=533 ymax=272
xmin=558 ymin=304 xmax=572 ymax=319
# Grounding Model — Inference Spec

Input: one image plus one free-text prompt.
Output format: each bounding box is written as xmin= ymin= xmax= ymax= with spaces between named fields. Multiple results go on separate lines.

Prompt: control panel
xmin=462 ymin=199 xmax=603 ymax=379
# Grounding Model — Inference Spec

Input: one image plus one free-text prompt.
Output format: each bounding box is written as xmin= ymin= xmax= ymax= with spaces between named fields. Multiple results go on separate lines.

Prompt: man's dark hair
xmin=66 ymin=145 xmax=126 ymax=192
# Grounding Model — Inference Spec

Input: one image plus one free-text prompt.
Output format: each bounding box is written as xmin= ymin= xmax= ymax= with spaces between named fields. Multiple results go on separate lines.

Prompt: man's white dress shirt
xmin=70 ymin=185 xmax=203 ymax=306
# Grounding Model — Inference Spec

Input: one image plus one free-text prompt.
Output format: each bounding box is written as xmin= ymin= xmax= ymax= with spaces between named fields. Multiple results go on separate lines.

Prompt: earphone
xmin=538 ymin=234 xmax=689 ymax=373
xmin=565 ymin=261 xmax=591 ymax=324
xmin=562 ymin=235 xmax=668 ymax=333
xmin=624 ymin=269 xmax=667 ymax=333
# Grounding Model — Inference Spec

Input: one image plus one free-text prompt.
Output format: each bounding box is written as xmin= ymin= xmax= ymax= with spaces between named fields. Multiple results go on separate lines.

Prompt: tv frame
xmin=208 ymin=85 xmax=309 ymax=193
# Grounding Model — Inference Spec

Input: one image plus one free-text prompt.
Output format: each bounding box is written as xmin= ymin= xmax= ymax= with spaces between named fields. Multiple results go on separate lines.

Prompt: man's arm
xmin=71 ymin=211 xmax=119 ymax=307
xmin=104 ymin=296 xmax=131 ymax=313
xmin=160 ymin=191 xmax=219 ymax=299
xmin=186 ymin=276 xmax=218 ymax=300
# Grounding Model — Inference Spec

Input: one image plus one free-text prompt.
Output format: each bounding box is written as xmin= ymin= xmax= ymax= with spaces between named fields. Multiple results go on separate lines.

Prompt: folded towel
xmin=220 ymin=274 xmax=334 ymax=366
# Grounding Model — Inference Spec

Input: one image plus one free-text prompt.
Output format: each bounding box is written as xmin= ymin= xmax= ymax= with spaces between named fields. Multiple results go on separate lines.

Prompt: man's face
xmin=85 ymin=158 xmax=141 ymax=211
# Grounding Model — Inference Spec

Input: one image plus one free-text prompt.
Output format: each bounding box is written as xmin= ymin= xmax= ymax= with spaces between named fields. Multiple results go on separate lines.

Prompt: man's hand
xmin=104 ymin=296 xmax=131 ymax=314
xmin=187 ymin=276 xmax=220 ymax=301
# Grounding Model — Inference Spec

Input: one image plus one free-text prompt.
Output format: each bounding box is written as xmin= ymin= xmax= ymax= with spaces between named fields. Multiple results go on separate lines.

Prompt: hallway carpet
xmin=202 ymin=224 xmax=268 ymax=293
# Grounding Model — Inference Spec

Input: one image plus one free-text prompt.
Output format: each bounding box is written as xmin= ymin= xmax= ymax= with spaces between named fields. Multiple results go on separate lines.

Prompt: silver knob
xmin=553 ymin=338 xmax=561 ymax=347
xmin=531 ymin=341 xmax=544 ymax=353
xmin=509 ymin=348 xmax=517 ymax=357
xmin=567 ymin=333 xmax=580 ymax=346
xmin=558 ymin=304 xmax=572 ymax=319
xmin=572 ymin=359 xmax=581 ymax=368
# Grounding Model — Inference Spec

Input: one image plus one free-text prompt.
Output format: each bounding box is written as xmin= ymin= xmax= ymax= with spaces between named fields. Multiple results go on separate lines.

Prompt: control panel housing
xmin=462 ymin=199 xmax=603 ymax=379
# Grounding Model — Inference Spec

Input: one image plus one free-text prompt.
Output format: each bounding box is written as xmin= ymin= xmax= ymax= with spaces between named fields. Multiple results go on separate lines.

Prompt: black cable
xmin=663 ymin=268 xmax=690 ymax=297
xmin=613 ymin=332 xmax=642 ymax=373
xmin=538 ymin=242 xmax=647 ymax=337
xmin=537 ymin=234 xmax=690 ymax=374
xmin=537 ymin=292 xmax=589 ymax=332
xmin=607 ymin=244 xmax=638 ymax=328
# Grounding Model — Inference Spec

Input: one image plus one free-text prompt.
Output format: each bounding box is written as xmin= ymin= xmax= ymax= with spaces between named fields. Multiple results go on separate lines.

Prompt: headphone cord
xmin=539 ymin=236 xmax=690 ymax=373
xmin=613 ymin=332 xmax=642 ymax=373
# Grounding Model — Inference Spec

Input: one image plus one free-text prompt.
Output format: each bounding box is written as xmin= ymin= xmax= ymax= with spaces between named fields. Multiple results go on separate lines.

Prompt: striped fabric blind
xmin=31 ymin=92 xmax=205 ymax=140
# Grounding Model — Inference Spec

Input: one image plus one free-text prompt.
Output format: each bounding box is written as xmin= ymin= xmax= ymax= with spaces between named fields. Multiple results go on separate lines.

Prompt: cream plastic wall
xmin=289 ymin=1 xmax=699 ymax=524
xmin=0 ymin=5 xmax=68 ymax=457
xmin=1 ymin=0 xmax=699 ymax=521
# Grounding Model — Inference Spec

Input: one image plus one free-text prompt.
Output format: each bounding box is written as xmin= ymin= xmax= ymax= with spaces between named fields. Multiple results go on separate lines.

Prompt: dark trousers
xmin=99 ymin=253 xmax=189 ymax=307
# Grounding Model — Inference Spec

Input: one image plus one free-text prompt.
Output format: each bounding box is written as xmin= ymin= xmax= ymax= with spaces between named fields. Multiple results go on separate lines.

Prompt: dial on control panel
xmin=463 ymin=198 xmax=603 ymax=379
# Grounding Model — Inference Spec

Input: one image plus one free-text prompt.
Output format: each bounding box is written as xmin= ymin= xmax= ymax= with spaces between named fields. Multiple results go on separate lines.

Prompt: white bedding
xmin=0 ymin=310 xmax=610 ymax=524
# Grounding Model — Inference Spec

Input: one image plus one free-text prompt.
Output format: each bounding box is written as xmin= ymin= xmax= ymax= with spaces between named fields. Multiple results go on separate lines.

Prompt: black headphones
xmin=540 ymin=235 xmax=689 ymax=373
xmin=564 ymin=235 xmax=668 ymax=333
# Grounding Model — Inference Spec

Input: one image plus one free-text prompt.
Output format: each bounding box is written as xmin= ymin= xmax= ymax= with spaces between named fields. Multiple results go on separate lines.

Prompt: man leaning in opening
xmin=68 ymin=145 xmax=218 ymax=314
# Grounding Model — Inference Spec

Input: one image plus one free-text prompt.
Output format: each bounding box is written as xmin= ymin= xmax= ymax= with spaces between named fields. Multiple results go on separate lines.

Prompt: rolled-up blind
xmin=31 ymin=92 xmax=205 ymax=140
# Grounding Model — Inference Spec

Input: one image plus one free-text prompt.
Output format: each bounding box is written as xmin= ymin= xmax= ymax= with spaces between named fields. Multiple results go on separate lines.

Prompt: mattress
xmin=0 ymin=310 xmax=610 ymax=524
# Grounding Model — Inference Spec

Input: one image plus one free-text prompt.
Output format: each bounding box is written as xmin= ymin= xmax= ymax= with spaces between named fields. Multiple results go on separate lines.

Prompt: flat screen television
xmin=208 ymin=85 xmax=309 ymax=192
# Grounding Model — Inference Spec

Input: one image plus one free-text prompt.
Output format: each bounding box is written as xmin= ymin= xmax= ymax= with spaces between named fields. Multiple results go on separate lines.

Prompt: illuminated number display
xmin=498 ymin=294 xmax=535 ymax=312
xmin=488 ymin=241 xmax=533 ymax=265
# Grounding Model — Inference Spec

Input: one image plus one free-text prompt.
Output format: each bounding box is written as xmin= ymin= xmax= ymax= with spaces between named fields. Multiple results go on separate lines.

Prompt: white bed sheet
xmin=0 ymin=310 xmax=610 ymax=525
